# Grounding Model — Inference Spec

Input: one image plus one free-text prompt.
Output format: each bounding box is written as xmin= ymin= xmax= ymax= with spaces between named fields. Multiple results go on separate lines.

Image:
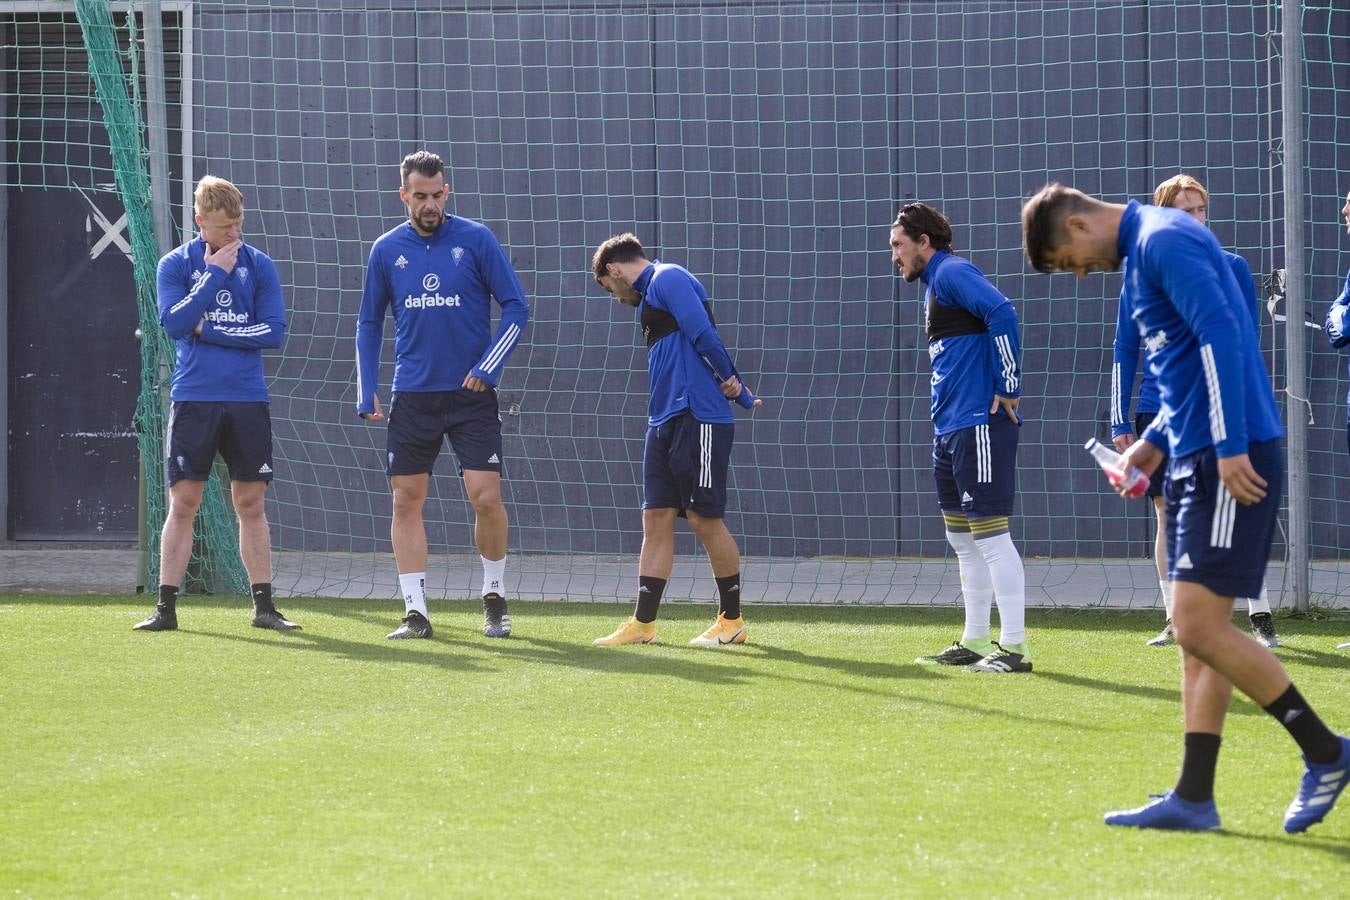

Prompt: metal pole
xmin=140 ymin=0 xmax=173 ymax=590
xmin=1280 ymin=0 xmax=1309 ymax=611
xmin=142 ymin=0 xmax=173 ymax=255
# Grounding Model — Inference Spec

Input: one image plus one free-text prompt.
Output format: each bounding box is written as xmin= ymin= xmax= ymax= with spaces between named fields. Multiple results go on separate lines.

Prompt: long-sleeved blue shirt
xmin=157 ymin=237 xmax=286 ymax=402
xmin=1324 ymin=266 xmax=1350 ymax=414
xmin=918 ymin=251 xmax=1022 ymax=436
xmin=1117 ymin=201 xmax=1283 ymax=458
xmin=632 ymin=261 xmax=740 ymax=427
xmin=1112 ymin=248 xmax=1258 ymax=437
xmin=355 ymin=216 xmax=529 ymax=416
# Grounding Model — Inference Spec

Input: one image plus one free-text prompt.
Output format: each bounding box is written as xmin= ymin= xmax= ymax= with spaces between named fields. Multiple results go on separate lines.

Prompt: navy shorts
xmin=643 ymin=411 xmax=734 ymax=518
xmin=1134 ymin=412 xmax=1168 ymax=499
xmin=165 ymin=401 xmax=273 ymax=486
xmin=934 ymin=414 xmax=1019 ymax=518
xmin=386 ymin=389 xmax=504 ymax=477
xmin=1165 ymin=438 xmax=1282 ymax=598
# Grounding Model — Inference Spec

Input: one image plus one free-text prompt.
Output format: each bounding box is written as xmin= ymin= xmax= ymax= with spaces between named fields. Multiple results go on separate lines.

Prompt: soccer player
xmin=590 ymin=233 xmax=760 ymax=647
xmin=135 ymin=175 xmax=298 ymax=633
xmin=1322 ymin=188 xmax=1350 ymax=653
xmin=890 ymin=203 xmax=1032 ymax=674
xmin=356 ymin=150 xmax=529 ymax=640
xmin=1113 ymin=174 xmax=1280 ymax=648
xmin=1023 ymin=182 xmax=1349 ymax=833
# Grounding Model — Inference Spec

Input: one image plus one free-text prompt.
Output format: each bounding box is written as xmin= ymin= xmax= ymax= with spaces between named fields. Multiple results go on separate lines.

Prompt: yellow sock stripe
xmin=942 ymin=510 xmax=970 ymax=533
xmin=969 ymin=516 xmax=1009 ymax=538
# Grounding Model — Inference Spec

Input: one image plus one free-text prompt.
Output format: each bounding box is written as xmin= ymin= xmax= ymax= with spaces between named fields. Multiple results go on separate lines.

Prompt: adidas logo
xmin=258 ymin=463 xmax=272 ymax=474
xmin=1284 ymin=708 xmax=1304 ymax=724
xmin=1176 ymin=552 xmax=1193 ymax=570
xmin=961 ymin=492 xmax=973 ymax=504
xmin=394 ymin=254 xmax=409 ymax=269
xmin=488 ymin=453 xmax=500 ymax=464
xmin=638 ymin=585 xmax=650 ymax=593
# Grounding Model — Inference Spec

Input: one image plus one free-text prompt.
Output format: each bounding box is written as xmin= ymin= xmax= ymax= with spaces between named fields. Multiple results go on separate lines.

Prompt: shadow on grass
xmin=187 ymin=618 xmax=1095 ymax=731
xmin=1215 ymin=827 xmax=1350 ymax=864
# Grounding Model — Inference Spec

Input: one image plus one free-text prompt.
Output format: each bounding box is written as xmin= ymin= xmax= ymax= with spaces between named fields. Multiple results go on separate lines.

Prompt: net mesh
xmin=4 ymin=1 xmax=1348 ymax=610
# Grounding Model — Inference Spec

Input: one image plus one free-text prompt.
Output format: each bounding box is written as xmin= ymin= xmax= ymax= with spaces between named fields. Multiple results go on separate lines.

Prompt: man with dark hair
xmin=1113 ymin=174 xmax=1280 ymax=648
xmin=356 ymin=150 xmax=529 ymax=640
xmin=1022 ymin=182 xmax=1348 ymax=833
xmin=890 ymin=203 xmax=1031 ymax=673
xmin=590 ymin=232 xmax=760 ymax=647
xmin=135 ymin=175 xmax=298 ymax=633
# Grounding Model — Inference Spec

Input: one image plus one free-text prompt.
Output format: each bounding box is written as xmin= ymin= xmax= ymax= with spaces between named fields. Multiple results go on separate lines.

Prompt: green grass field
xmin=3 ymin=595 xmax=1347 ymax=898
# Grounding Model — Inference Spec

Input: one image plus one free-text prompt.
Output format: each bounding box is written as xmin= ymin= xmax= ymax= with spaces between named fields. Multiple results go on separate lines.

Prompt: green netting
xmin=74 ymin=1 xmax=244 ymax=595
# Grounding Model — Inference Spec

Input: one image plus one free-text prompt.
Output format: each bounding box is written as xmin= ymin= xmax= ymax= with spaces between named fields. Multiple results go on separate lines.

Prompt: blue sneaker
xmin=1284 ymin=735 xmax=1350 ymax=834
xmin=1104 ymin=790 xmax=1220 ymax=831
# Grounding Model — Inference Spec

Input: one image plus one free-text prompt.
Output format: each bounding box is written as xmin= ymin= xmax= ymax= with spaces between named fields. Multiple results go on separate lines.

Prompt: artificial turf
xmin=2 ymin=595 xmax=1347 ymax=897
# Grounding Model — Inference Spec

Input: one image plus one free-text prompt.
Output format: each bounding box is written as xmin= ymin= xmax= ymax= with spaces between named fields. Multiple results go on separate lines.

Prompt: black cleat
xmin=387 ymin=610 xmax=433 ymax=640
xmin=969 ymin=641 xmax=1034 ymax=673
xmin=1249 ymin=612 xmax=1281 ymax=648
xmin=482 ymin=593 xmax=511 ymax=638
xmin=133 ymin=604 xmax=178 ymax=632
xmin=252 ymin=608 xmax=301 ymax=632
xmin=914 ymin=640 xmax=990 ymax=666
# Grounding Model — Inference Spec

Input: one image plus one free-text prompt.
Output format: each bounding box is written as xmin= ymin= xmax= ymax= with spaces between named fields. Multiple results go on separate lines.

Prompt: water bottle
xmin=1084 ymin=438 xmax=1150 ymax=499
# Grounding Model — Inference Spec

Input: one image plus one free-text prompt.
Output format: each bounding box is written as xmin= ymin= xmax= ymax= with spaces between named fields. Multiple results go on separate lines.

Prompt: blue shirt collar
xmin=919 ymin=249 xmax=950 ymax=287
xmin=633 ymin=260 xmax=658 ymax=296
xmin=1116 ymin=199 xmax=1142 ymax=263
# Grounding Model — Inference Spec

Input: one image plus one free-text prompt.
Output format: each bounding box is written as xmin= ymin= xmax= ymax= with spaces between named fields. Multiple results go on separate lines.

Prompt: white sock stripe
xmin=480 ymin=322 xmax=521 ymax=374
xmin=1200 ymin=343 xmax=1227 ymax=443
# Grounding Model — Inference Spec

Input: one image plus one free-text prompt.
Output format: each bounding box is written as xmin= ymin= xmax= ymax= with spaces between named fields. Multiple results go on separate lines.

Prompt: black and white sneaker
xmin=1249 ymin=612 xmax=1281 ymax=648
xmin=133 ymin=603 xmax=178 ymax=632
xmin=969 ymin=642 xmax=1034 ymax=673
xmin=914 ymin=639 xmax=991 ymax=666
xmin=387 ymin=610 xmax=433 ymax=640
xmin=482 ymin=593 xmax=511 ymax=638
xmin=1146 ymin=620 xmax=1175 ymax=647
xmin=252 ymin=607 xmax=302 ymax=632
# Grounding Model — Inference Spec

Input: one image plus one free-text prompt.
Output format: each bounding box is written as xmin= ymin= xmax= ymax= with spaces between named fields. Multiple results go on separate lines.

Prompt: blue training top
xmin=1113 ymin=247 xmax=1258 ymax=437
xmin=1324 ymin=266 xmax=1350 ymax=415
xmin=1117 ymin=200 xmax=1284 ymax=458
xmin=632 ymin=261 xmax=740 ymax=427
xmin=355 ymin=216 xmax=529 ymax=416
xmin=157 ymin=237 xmax=286 ymax=403
xmin=918 ymin=250 xmax=1022 ymax=436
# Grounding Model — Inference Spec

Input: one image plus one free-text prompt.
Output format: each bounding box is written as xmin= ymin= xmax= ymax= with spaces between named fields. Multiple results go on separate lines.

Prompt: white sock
xmin=947 ymin=529 xmax=993 ymax=642
xmin=1160 ymin=580 xmax=1173 ymax=620
xmin=481 ymin=555 xmax=506 ymax=598
xmin=399 ymin=572 xmax=427 ymax=617
xmin=1246 ymin=586 xmax=1271 ymax=616
xmin=975 ymin=532 xmax=1026 ymax=646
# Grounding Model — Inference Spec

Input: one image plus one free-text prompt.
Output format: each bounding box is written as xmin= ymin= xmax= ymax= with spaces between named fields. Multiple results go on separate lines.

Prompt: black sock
xmin=1173 ymin=732 xmax=1222 ymax=803
xmin=1264 ymin=684 xmax=1341 ymax=763
xmin=251 ymin=583 xmax=275 ymax=614
xmin=715 ymin=573 xmax=742 ymax=619
xmin=158 ymin=584 xmax=179 ymax=612
xmin=635 ymin=576 xmax=666 ymax=623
